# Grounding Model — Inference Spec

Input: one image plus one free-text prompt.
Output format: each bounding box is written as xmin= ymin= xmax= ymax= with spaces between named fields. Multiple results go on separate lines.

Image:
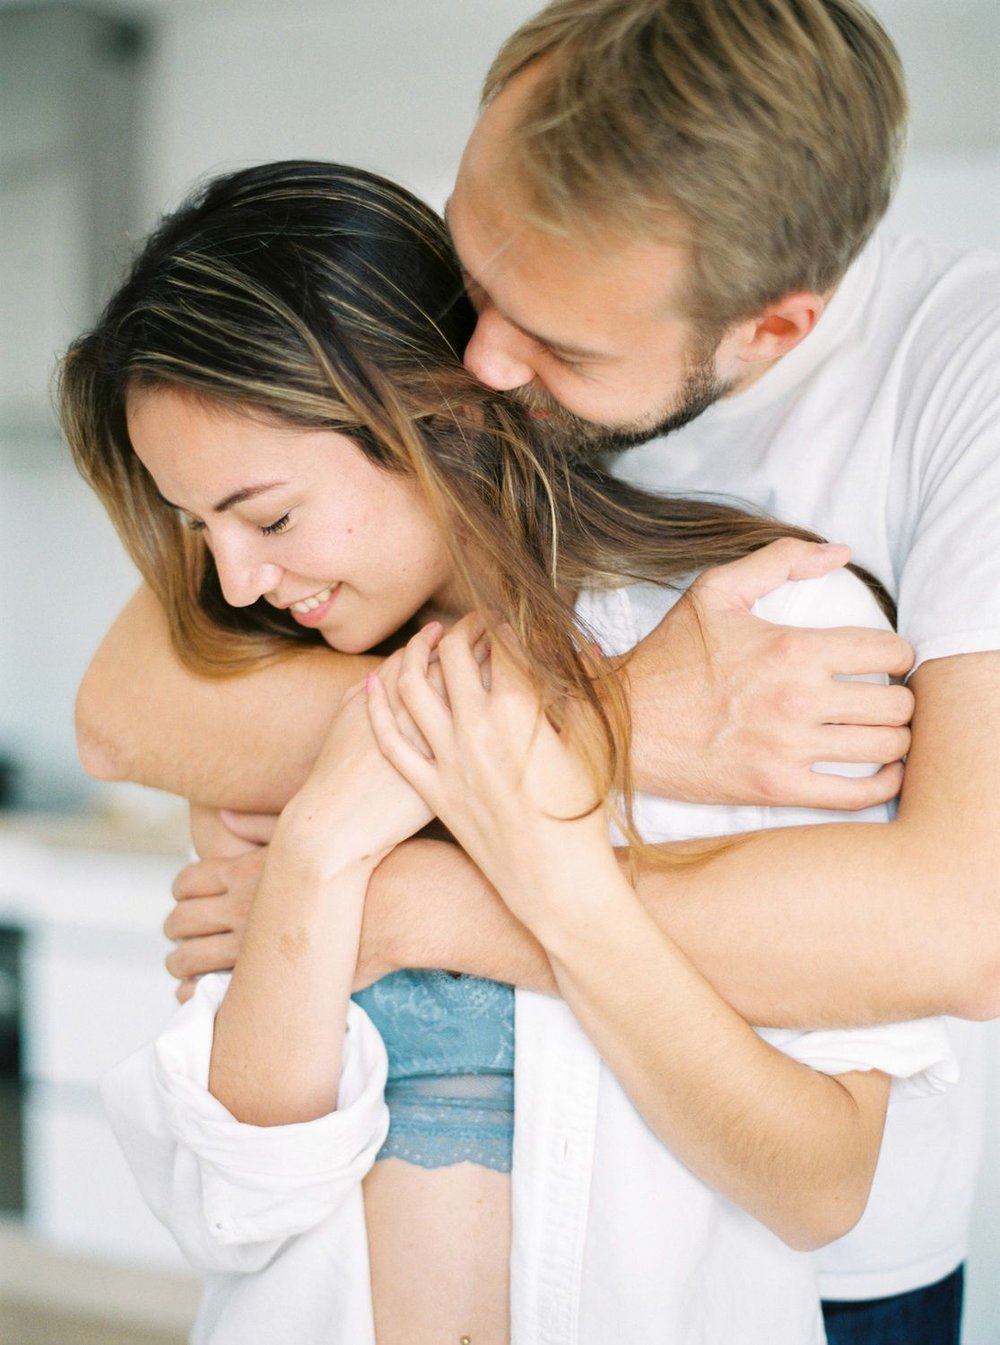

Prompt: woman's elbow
xmin=774 ymin=1165 xmax=876 ymax=1254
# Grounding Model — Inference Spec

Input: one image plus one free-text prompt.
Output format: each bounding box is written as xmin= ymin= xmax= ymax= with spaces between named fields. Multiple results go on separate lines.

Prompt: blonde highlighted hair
xmin=483 ymin=0 xmax=907 ymax=330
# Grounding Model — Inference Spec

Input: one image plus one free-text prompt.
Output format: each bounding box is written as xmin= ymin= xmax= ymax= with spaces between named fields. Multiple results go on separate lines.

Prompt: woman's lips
xmin=287 ymin=584 xmax=340 ymax=627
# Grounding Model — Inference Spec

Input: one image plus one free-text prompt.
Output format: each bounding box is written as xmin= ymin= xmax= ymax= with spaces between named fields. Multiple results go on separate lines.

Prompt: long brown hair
xmin=59 ymin=161 xmax=887 ymax=848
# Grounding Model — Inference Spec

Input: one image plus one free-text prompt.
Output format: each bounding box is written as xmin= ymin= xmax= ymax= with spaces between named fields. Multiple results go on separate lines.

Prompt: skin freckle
xmin=278 ymin=927 xmax=309 ymax=964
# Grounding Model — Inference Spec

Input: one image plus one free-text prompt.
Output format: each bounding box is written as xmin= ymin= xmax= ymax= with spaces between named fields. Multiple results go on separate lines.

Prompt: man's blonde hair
xmin=483 ymin=0 xmax=907 ymax=330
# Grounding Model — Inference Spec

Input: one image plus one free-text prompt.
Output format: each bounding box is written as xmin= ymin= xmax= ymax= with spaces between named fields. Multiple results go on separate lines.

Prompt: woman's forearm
xmin=208 ymin=808 xmax=377 ymax=1126
xmin=514 ymin=848 xmax=888 ymax=1250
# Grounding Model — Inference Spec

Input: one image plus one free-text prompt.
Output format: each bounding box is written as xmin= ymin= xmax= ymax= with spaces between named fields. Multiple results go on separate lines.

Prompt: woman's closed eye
xmin=175 ymin=510 xmax=291 ymax=537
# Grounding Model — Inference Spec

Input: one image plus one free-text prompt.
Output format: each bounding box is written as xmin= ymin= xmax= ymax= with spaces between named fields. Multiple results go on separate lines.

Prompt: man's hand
xmin=167 ymin=837 xmax=412 ymax=999
xmin=627 ymin=539 xmax=915 ymax=809
xmin=166 ymin=846 xmax=265 ymax=1001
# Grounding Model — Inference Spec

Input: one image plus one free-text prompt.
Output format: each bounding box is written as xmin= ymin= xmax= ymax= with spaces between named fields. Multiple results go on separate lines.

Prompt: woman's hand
xmin=284 ymin=639 xmax=435 ymax=864
xmin=367 ymin=616 xmax=612 ymax=924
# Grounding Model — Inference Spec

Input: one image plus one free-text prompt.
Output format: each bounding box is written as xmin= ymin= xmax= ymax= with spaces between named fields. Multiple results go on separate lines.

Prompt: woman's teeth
xmin=290 ymin=586 xmax=333 ymax=614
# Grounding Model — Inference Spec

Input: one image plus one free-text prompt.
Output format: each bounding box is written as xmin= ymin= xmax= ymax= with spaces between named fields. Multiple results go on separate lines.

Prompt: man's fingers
xmin=219 ymin=809 xmax=279 ymax=846
xmin=765 ymin=760 xmax=905 ymax=812
xmin=171 ymin=859 xmax=227 ymax=901
xmin=691 ymin=539 xmax=850 ymax=611
xmin=176 ymin=978 xmax=197 ymax=1004
xmin=825 ymin=678 xmax=915 ymax=728
xmin=164 ymin=894 xmax=238 ymax=941
xmin=165 ymin=932 xmax=238 ymax=982
xmin=806 ymin=760 xmax=905 ymax=810
xmin=810 ymin=724 xmax=911 ymax=766
xmin=795 ymin=625 xmax=915 ymax=679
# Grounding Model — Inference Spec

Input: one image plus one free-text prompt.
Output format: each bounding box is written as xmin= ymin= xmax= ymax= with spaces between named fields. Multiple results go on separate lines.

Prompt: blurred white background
xmin=0 ymin=1 xmax=997 ymax=1341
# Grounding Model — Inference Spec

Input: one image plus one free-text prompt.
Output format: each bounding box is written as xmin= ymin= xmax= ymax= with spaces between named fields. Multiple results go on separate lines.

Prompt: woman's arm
xmin=369 ymin=620 xmax=894 ymax=1250
xmin=207 ymin=664 xmax=433 ymax=1126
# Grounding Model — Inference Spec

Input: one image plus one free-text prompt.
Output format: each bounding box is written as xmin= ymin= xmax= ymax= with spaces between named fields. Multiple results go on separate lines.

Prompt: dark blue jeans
xmin=822 ymin=1266 xmax=964 ymax=1345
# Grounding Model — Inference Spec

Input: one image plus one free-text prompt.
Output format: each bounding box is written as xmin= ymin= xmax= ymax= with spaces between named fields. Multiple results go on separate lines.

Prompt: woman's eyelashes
xmin=176 ymin=510 xmax=291 ymax=536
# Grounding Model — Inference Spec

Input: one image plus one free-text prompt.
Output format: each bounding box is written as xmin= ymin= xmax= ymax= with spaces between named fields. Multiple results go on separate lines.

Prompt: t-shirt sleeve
xmin=101 ymin=972 xmax=390 ymax=1273
xmin=756 ymin=1018 xmax=958 ymax=1098
xmin=892 ymin=256 xmax=1000 ymax=669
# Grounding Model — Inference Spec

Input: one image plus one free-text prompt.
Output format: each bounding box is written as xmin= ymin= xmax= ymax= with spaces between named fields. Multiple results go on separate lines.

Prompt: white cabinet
xmin=1 ymin=836 xmax=192 ymax=1272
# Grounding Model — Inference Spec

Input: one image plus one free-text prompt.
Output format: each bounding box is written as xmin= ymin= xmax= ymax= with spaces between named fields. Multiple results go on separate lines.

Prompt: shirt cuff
xmin=142 ymin=973 xmax=389 ymax=1243
xmin=757 ymin=1017 xmax=958 ymax=1098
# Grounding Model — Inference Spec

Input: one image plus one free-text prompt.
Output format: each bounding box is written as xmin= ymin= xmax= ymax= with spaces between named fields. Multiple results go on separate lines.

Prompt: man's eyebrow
xmin=444 ymin=198 xmax=610 ymax=363
xmin=156 ymin=482 xmax=287 ymax=514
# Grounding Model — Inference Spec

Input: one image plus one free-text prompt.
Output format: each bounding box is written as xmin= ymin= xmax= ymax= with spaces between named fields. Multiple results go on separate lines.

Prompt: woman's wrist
xmin=495 ymin=831 xmax=633 ymax=946
xmin=272 ymin=795 xmax=389 ymax=884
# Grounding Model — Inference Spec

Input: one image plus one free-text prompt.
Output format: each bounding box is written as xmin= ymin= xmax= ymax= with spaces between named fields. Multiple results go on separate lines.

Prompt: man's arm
xmin=76 ymin=584 xmax=376 ymax=810
xmin=78 ymin=543 xmax=911 ymax=814
xmin=645 ymin=650 xmax=1000 ymax=1025
xmin=362 ymin=652 xmax=1000 ymax=1024
xmin=170 ymin=651 xmax=1000 ymax=1024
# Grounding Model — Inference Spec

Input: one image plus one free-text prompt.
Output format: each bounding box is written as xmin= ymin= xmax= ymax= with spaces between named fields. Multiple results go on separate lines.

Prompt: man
xmin=78 ymin=3 xmax=999 ymax=1342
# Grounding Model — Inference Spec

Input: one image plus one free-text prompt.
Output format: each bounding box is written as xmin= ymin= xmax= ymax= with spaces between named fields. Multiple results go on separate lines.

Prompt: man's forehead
xmin=447 ymin=174 xmax=692 ymax=353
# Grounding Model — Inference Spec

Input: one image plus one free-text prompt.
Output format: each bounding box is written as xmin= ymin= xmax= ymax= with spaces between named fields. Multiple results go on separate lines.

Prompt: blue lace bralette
xmin=352 ymin=969 xmax=515 ymax=1173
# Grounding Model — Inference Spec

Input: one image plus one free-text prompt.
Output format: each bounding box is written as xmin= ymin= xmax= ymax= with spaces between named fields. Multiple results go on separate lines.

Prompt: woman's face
xmin=126 ymin=386 xmax=460 ymax=654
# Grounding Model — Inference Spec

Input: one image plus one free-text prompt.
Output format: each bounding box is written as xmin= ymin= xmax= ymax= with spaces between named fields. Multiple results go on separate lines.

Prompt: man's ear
xmin=731 ymin=290 xmax=828 ymax=366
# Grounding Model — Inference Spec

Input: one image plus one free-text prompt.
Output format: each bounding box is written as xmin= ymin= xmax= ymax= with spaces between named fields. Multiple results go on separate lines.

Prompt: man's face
xmin=448 ymin=73 xmax=744 ymax=448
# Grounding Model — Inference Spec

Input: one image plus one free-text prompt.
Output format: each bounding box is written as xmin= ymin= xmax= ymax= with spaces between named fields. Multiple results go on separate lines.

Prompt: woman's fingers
xmin=366 ymin=670 xmax=439 ymax=800
xmin=378 ymin=624 xmax=443 ymax=757
xmin=399 ymin=623 xmax=457 ymax=749
xmin=434 ymin=613 xmax=498 ymax=722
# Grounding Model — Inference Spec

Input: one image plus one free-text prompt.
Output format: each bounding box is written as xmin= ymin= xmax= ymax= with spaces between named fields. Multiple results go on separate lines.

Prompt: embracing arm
xmin=76 ymin=584 xmax=372 ymax=810
xmin=646 ymin=650 xmax=1000 ymax=1024
xmin=78 ymin=543 xmax=907 ymax=811
xmin=363 ymin=651 xmax=999 ymax=1024
xmin=156 ymin=590 xmax=998 ymax=1025
xmin=369 ymin=622 xmax=895 ymax=1250
xmin=359 ymin=649 xmax=1000 ymax=1027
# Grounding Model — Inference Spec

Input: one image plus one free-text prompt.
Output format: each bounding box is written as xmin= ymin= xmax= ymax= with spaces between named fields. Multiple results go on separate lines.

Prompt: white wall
xmin=140 ymin=0 xmax=540 ymax=221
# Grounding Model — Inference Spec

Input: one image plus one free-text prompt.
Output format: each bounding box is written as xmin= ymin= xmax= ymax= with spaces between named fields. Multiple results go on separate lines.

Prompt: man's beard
xmin=514 ymin=346 xmax=733 ymax=460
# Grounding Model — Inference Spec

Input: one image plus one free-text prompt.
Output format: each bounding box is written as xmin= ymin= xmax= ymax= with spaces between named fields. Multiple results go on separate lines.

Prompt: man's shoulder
xmin=869 ymin=232 xmax=1000 ymax=331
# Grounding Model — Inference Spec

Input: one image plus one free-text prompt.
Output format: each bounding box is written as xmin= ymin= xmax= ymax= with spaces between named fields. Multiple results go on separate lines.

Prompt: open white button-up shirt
xmin=103 ymin=571 xmax=959 ymax=1344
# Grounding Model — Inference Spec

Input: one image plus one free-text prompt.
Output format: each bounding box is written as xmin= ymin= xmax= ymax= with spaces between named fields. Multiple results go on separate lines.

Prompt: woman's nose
xmin=463 ymin=306 xmax=536 ymax=392
xmin=212 ymin=537 xmax=283 ymax=608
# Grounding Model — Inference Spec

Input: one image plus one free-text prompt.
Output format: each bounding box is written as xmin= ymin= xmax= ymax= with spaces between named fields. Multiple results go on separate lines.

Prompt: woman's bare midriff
xmin=364 ymin=1158 xmax=511 ymax=1345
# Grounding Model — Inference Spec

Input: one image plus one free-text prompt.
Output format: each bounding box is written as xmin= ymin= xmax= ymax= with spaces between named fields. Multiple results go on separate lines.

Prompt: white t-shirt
xmin=103 ymin=572 xmax=956 ymax=1344
xmin=613 ymin=232 xmax=1000 ymax=1300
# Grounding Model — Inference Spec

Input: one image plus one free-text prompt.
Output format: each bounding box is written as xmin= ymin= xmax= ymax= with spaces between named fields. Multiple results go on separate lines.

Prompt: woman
xmin=59 ymin=160 xmax=953 ymax=1345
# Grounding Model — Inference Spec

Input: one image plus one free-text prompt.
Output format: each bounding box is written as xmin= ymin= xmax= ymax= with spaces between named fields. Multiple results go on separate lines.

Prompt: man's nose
xmin=463 ymin=307 xmax=536 ymax=391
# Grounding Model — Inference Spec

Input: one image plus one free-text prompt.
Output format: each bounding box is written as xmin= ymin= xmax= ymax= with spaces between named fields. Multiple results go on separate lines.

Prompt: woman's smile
xmin=125 ymin=386 xmax=458 ymax=653
xmin=283 ymin=584 xmax=341 ymax=626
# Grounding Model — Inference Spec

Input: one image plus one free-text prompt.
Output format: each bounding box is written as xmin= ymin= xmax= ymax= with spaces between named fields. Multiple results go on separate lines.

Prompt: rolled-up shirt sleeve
xmin=101 ymin=972 xmax=389 ymax=1274
xmin=757 ymin=1017 xmax=958 ymax=1099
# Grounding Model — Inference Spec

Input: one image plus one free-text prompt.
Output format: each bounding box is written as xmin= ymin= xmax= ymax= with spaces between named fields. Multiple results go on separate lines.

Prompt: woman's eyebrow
xmin=210 ymin=482 xmax=288 ymax=513
xmin=156 ymin=482 xmax=287 ymax=514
